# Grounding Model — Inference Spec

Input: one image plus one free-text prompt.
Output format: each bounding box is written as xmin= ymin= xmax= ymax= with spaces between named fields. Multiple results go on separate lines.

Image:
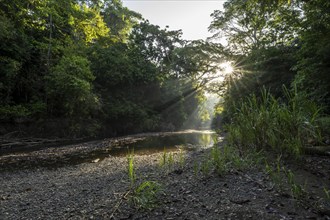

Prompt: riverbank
xmin=1 ymin=133 xmax=329 ymax=219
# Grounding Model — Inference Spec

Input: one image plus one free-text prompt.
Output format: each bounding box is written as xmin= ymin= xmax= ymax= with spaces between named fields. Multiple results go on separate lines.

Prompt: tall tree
xmin=293 ymin=0 xmax=330 ymax=109
xmin=102 ymin=0 xmax=141 ymax=42
xmin=209 ymin=0 xmax=302 ymax=54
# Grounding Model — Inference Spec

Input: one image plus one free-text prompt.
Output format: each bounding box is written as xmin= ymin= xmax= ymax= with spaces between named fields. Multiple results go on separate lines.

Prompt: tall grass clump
xmin=226 ymin=86 xmax=322 ymax=157
xmin=197 ymin=144 xmax=261 ymax=177
xmin=127 ymin=150 xmax=136 ymax=187
xmin=131 ymin=181 xmax=163 ymax=210
xmin=126 ymin=151 xmax=163 ymax=210
xmin=159 ymin=147 xmax=186 ymax=173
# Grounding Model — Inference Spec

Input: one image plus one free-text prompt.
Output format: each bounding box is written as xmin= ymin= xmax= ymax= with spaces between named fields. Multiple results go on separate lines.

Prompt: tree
xmin=171 ymin=40 xmax=224 ymax=88
xmin=69 ymin=3 xmax=110 ymax=43
xmin=0 ymin=0 xmax=223 ymax=137
xmin=209 ymin=0 xmax=302 ymax=54
xmin=208 ymin=0 xmax=305 ymax=124
xmin=46 ymin=55 xmax=98 ymax=118
xmin=129 ymin=21 xmax=184 ymax=79
xmin=102 ymin=0 xmax=141 ymax=42
xmin=293 ymin=0 xmax=330 ymax=109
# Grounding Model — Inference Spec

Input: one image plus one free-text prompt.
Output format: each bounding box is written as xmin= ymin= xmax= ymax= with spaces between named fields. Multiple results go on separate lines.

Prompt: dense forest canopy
xmin=208 ymin=0 xmax=330 ymax=122
xmin=0 ymin=0 xmax=329 ymax=139
xmin=208 ymin=0 xmax=330 ymax=156
xmin=0 ymin=0 xmax=221 ymax=137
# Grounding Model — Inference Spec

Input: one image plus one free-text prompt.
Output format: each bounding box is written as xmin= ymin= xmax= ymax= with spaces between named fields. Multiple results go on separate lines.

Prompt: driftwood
xmin=109 ymin=189 xmax=131 ymax=219
xmin=0 ymin=137 xmax=85 ymax=154
xmin=1 ymin=138 xmax=59 ymax=147
xmin=303 ymin=146 xmax=330 ymax=156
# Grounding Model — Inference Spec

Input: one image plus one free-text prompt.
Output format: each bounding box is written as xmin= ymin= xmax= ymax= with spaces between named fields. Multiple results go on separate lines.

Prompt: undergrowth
xmin=131 ymin=181 xmax=163 ymax=210
xmin=264 ymin=155 xmax=307 ymax=204
xmin=127 ymin=151 xmax=136 ymax=187
xmin=126 ymin=151 xmax=163 ymax=210
xmin=197 ymin=144 xmax=264 ymax=177
xmin=221 ymin=85 xmax=330 ymax=207
xmin=159 ymin=147 xmax=186 ymax=173
xmin=225 ymin=86 xmax=323 ymax=157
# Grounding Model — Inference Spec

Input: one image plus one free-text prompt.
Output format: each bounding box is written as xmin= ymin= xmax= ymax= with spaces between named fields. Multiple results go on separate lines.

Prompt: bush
xmin=0 ymin=102 xmax=46 ymax=121
xmin=225 ymin=87 xmax=322 ymax=157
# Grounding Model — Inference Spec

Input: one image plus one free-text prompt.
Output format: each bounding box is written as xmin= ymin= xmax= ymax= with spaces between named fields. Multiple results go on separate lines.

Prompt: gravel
xmin=1 ymin=136 xmax=329 ymax=219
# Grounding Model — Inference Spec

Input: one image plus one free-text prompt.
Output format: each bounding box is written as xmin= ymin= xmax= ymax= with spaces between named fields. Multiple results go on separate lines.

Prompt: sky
xmin=122 ymin=0 xmax=226 ymax=41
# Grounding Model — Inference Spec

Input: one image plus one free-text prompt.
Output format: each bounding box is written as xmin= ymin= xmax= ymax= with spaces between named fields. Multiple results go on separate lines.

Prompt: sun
xmin=200 ymin=61 xmax=235 ymax=86
xmin=220 ymin=62 xmax=234 ymax=75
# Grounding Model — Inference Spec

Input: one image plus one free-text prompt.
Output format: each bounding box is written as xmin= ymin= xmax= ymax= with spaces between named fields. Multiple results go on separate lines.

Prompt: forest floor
xmin=1 ymin=134 xmax=330 ymax=220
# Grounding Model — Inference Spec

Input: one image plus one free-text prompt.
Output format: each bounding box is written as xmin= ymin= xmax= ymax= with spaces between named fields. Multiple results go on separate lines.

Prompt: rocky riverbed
xmin=1 ymin=133 xmax=329 ymax=219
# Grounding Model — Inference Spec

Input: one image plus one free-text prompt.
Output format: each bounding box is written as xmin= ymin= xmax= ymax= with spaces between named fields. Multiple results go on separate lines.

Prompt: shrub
xmin=225 ymin=87 xmax=322 ymax=157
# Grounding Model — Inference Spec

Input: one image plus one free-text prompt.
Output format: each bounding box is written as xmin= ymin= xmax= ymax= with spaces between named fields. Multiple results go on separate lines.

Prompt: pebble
xmin=1 ymin=139 xmax=328 ymax=220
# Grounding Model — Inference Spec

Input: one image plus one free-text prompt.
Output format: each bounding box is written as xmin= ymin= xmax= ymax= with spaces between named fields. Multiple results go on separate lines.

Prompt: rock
xmin=1 ymin=133 xmax=329 ymax=220
xmin=229 ymin=199 xmax=251 ymax=205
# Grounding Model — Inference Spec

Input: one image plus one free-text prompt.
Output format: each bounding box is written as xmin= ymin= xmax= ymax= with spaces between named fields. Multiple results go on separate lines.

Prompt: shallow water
xmin=0 ymin=130 xmax=217 ymax=170
xmin=108 ymin=130 xmax=217 ymax=157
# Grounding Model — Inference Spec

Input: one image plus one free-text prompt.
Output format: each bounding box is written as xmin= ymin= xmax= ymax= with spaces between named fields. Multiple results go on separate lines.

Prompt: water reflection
xmin=109 ymin=131 xmax=217 ymax=157
xmin=0 ymin=130 xmax=218 ymax=170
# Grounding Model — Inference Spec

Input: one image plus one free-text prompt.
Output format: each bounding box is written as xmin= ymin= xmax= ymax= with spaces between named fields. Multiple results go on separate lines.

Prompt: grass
xmin=265 ymin=155 xmax=283 ymax=189
xmin=126 ymin=151 xmax=163 ymax=210
xmin=210 ymin=145 xmax=226 ymax=175
xmin=264 ymin=155 xmax=307 ymax=203
xmin=178 ymin=148 xmax=185 ymax=169
xmin=193 ymin=160 xmax=199 ymax=176
xmin=127 ymin=150 xmax=136 ymax=187
xmin=221 ymin=86 xmax=330 ymax=207
xmin=131 ymin=181 xmax=163 ymax=210
xmin=168 ymin=152 xmax=174 ymax=170
xmin=285 ymin=169 xmax=306 ymax=200
xmin=225 ymin=87 xmax=323 ymax=158
xmin=194 ymin=143 xmax=264 ymax=177
xmin=324 ymin=187 xmax=330 ymax=201
xmin=200 ymin=157 xmax=212 ymax=176
xmin=158 ymin=147 xmax=186 ymax=173
xmin=159 ymin=148 xmax=167 ymax=167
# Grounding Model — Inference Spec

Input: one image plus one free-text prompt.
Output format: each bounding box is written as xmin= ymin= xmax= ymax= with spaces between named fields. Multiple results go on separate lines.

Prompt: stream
xmin=1 ymin=131 xmax=328 ymax=220
xmin=0 ymin=130 xmax=218 ymax=170
xmin=108 ymin=130 xmax=217 ymax=156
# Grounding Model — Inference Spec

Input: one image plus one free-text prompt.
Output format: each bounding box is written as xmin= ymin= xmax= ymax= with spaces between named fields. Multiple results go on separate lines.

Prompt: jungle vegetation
xmin=210 ymin=0 xmax=330 ymax=155
xmin=0 ymin=0 xmax=221 ymax=137
xmin=0 ymin=0 xmax=329 ymax=147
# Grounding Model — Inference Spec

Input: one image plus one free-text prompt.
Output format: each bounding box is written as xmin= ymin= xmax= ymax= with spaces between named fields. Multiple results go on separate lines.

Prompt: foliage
xmin=210 ymin=146 xmax=226 ymax=175
xmin=159 ymin=148 xmax=167 ymax=168
xmin=127 ymin=151 xmax=136 ymax=187
xmin=159 ymin=148 xmax=186 ymax=173
xmin=131 ymin=181 xmax=163 ymax=210
xmin=0 ymin=0 xmax=215 ymax=137
xmin=46 ymin=55 xmax=98 ymax=118
xmin=200 ymin=157 xmax=212 ymax=176
xmin=193 ymin=160 xmax=199 ymax=176
xmin=209 ymin=0 xmax=301 ymax=54
xmin=129 ymin=20 xmax=184 ymax=77
xmin=210 ymin=0 xmax=330 ymax=128
xmin=265 ymin=156 xmax=307 ymax=202
xmin=265 ymin=156 xmax=285 ymax=189
xmin=324 ymin=187 xmax=330 ymax=201
xmin=293 ymin=0 xmax=330 ymax=111
xmin=2 ymin=0 xmax=327 ymax=140
xmin=69 ymin=3 xmax=110 ymax=44
xmin=0 ymin=103 xmax=46 ymax=121
xmin=225 ymin=88 xmax=322 ymax=157
xmin=125 ymin=150 xmax=162 ymax=210
xmin=178 ymin=148 xmax=185 ymax=169
xmin=196 ymin=144 xmax=261 ymax=177
xmin=285 ymin=169 xmax=306 ymax=200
